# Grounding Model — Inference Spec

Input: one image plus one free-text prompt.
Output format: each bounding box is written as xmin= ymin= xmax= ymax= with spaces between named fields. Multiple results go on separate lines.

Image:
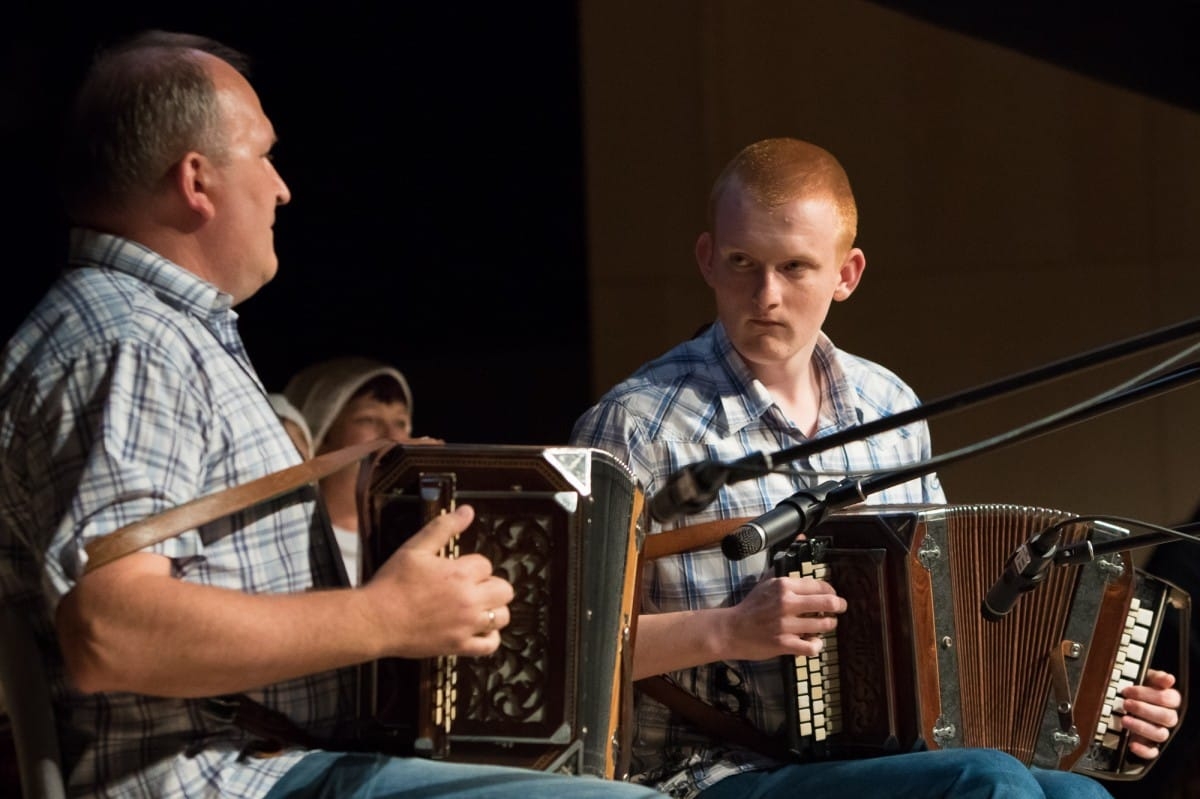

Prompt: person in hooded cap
xmin=284 ymin=356 xmax=440 ymax=583
xmin=267 ymin=393 xmax=313 ymax=460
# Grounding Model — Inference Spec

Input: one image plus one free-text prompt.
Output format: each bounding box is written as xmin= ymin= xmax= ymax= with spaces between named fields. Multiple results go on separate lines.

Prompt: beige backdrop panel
xmin=579 ymin=0 xmax=1200 ymax=533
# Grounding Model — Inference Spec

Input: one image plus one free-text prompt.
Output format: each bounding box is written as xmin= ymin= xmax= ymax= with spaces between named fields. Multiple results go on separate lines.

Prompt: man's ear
xmin=695 ymin=231 xmax=715 ymax=287
xmin=833 ymin=247 xmax=866 ymax=302
xmin=172 ymin=152 xmax=217 ymax=221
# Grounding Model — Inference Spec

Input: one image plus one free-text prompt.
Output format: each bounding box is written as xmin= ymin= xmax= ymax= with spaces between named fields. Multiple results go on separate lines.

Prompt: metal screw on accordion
xmin=932 ymin=719 xmax=956 ymax=746
xmin=917 ymin=537 xmax=941 ymax=571
xmin=1065 ymin=641 xmax=1083 ymax=659
xmin=1052 ymin=728 xmax=1081 ymax=754
xmin=940 ymin=636 xmax=953 ymax=650
xmin=1096 ymin=553 xmax=1126 ymax=581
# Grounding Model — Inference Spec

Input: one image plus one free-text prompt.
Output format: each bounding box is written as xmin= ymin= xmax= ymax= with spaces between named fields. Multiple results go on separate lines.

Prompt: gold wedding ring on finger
xmin=485 ymin=608 xmax=497 ymax=632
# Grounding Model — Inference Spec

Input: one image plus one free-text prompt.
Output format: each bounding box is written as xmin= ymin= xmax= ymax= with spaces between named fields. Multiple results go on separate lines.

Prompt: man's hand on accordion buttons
xmin=363 ymin=503 xmax=514 ymax=660
xmin=1112 ymin=668 xmax=1181 ymax=760
xmin=724 ymin=575 xmax=847 ymax=662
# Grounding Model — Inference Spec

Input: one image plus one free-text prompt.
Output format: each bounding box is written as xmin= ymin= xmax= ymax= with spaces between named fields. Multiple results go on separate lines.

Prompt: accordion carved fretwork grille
xmin=454 ymin=511 xmax=559 ymax=729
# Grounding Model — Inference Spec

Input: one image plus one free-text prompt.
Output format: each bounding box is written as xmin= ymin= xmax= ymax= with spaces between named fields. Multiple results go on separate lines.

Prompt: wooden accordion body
xmin=775 ymin=503 xmax=1190 ymax=780
xmin=355 ymin=443 xmax=644 ymax=778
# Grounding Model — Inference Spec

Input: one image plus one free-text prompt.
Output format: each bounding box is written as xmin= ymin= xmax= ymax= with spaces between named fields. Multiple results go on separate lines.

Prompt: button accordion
xmin=354 ymin=443 xmax=643 ymax=779
xmin=774 ymin=503 xmax=1189 ymax=781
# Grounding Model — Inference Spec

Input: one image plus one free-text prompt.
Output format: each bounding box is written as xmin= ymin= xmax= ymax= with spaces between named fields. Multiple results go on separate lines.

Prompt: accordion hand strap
xmin=82 ymin=438 xmax=394 ymax=574
xmin=635 ymin=675 xmax=789 ymax=761
xmin=635 ymin=519 xmax=788 ymax=760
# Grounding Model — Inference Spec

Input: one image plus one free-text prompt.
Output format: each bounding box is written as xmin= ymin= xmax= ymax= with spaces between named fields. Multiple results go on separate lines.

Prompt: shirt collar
xmin=708 ymin=321 xmax=858 ymax=435
xmin=706 ymin=321 xmax=774 ymax=433
xmin=67 ymin=227 xmax=236 ymax=322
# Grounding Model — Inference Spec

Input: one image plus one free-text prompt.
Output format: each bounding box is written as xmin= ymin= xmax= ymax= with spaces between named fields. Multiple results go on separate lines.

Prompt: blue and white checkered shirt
xmin=0 ymin=229 xmax=353 ymax=798
xmin=570 ymin=322 xmax=944 ymax=798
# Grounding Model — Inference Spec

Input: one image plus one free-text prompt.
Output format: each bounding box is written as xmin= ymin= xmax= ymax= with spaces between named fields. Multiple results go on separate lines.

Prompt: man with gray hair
xmin=0 ymin=30 xmax=661 ymax=799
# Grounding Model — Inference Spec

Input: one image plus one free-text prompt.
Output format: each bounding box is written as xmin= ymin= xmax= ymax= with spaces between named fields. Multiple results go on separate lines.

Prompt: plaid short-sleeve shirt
xmin=0 ymin=230 xmax=352 ymax=798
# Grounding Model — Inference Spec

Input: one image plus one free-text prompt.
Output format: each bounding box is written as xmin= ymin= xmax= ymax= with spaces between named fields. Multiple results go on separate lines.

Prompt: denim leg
xmin=1029 ymin=767 xmax=1112 ymax=799
xmin=697 ymin=749 xmax=1060 ymax=799
xmin=264 ymin=751 xmax=664 ymax=799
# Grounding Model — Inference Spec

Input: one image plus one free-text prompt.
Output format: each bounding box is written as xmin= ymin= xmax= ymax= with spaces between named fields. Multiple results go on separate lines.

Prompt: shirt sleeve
xmin=570 ymin=398 xmax=658 ymax=491
xmin=41 ymin=340 xmax=212 ymax=604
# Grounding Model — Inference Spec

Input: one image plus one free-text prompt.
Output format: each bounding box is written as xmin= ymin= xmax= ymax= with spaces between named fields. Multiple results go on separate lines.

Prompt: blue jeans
xmin=263 ymin=751 xmax=664 ymax=798
xmin=695 ymin=750 xmax=1112 ymax=799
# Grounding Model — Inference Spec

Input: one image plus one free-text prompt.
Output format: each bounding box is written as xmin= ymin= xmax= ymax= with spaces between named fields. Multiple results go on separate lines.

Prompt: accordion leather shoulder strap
xmin=637 ymin=675 xmax=787 ymax=760
xmin=638 ymin=517 xmax=786 ymax=758
xmin=82 ymin=438 xmax=392 ymax=573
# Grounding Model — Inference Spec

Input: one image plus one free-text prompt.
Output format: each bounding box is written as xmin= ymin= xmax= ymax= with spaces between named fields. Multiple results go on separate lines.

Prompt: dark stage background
xmin=2 ymin=3 xmax=590 ymax=446
xmin=6 ymin=3 xmax=1200 ymax=446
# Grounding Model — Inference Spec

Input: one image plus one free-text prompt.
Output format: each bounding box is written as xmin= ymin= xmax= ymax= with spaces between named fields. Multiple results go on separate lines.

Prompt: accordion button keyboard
xmin=789 ymin=559 xmax=840 ymax=743
xmin=1093 ymin=596 xmax=1153 ymax=748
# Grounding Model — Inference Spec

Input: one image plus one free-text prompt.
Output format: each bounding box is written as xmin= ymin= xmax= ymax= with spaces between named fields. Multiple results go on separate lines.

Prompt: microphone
xmin=721 ymin=480 xmax=843 ymax=560
xmin=981 ymin=526 xmax=1064 ymax=622
xmin=648 ymin=460 xmax=730 ymax=523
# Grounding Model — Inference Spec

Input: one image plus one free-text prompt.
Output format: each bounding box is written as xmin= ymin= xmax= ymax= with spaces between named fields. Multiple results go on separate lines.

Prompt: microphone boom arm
xmin=722 ymin=363 xmax=1200 ymax=559
xmin=648 ymin=315 xmax=1200 ymax=523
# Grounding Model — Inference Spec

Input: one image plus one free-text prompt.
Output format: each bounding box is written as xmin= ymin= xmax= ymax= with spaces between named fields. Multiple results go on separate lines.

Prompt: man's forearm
xmin=632 ymin=609 xmax=729 ymax=680
xmin=57 ymin=552 xmax=382 ymax=697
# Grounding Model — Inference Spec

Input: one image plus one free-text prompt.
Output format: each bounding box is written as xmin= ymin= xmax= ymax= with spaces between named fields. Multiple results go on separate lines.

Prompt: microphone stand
xmin=722 ymin=362 xmax=1200 ymax=559
xmin=1056 ymin=528 xmax=1195 ymax=567
xmin=649 ymin=314 xmax=1200 ymax=523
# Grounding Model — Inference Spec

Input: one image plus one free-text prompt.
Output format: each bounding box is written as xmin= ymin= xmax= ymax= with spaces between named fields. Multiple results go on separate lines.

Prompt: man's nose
xmin=753 ymin=268 xmax=782 ymax=308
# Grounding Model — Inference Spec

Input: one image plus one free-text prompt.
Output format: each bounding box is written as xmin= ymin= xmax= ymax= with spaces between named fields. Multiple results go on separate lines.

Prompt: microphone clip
xmin=647 ymin=460 xmax=732 ymax=523
xmin=980 ymin=526 xmax=1063 ymax=622
xmin=721 ymin=479 xmax=851 ymax=560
